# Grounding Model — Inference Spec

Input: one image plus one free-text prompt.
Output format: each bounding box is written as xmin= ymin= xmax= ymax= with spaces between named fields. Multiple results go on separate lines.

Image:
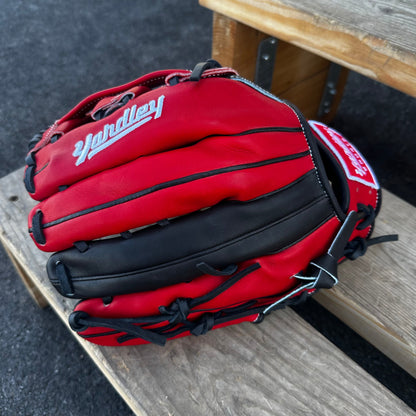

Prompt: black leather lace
xmin=69 ymin=263 xmax=261 ymax=345
xmin=69 ymin=204 xmax=398 ymax=345
xmin=345 ymin=234 xmax=398 ymax=260
xmin=344 ymin=204 xmax=398 ymax=260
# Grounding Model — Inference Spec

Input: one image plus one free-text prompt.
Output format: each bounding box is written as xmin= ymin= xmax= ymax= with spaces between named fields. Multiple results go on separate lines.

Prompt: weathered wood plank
xmin=200 ymin=0 xmax=416 ymax=96
xmin=315 ymin=190 xmax=416 ymax=377
xmin=0 ymin=168 xmax=414 ymax=415
xmin=279 ymin=0 xmax=416 ymax=54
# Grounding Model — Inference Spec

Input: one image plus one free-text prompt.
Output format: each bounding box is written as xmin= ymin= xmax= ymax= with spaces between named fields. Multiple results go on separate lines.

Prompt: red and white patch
xmin=309 ymin=120 xmax=379 ymax=190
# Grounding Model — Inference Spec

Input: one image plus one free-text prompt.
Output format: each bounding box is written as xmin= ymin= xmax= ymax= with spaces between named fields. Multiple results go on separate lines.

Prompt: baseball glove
xmin=24 ymin=60 xmax=393 ymax=346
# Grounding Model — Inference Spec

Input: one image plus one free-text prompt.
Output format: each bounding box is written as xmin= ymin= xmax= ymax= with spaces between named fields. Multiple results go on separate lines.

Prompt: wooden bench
xmin=199 ymin=0 xmax=416 ymax=121
xmin=1 ymin=165 xmax=415 ymax=414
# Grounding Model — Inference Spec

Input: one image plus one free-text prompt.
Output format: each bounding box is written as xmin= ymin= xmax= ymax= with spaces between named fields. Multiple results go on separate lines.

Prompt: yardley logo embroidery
xmin=309 ymin=120 xmax=378 ymax=190
xmin=322 ymin=125 xmax=368 ymax=177
xmin=73 ymin=95 xmax=165 ymax=166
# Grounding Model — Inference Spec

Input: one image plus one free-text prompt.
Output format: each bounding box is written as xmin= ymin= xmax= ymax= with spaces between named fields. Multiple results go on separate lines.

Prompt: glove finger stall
xmin=26 ymin=76 xmax=300 ymax=201
xmin=70 ymin=214 xmax=341 ymax=346
xmin=29 ymin=129 xmax=313 ymax=252
xmin=47 ymin=170 xmax=335 ymax=298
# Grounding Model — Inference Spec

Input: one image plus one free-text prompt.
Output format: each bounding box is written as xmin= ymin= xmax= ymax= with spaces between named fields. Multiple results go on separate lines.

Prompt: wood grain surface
xmin=200 ymin=0 xmax=416 ymax=96
xmin=0 ymin=168 xmax=414 ymax=416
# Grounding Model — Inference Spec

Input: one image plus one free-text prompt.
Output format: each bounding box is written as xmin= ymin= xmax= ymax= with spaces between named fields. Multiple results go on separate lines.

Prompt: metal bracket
xmin=318 ymin=63 xmax=343 ymax=117
xmin=254 ymin=37 xmax=278 ymax=91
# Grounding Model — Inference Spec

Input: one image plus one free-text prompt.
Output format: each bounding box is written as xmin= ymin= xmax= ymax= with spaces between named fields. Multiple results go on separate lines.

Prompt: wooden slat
xmin=211 ymin=12 xmax=347 ymax=120
xmin=211 ymin=12 xmax=264 ymax=81
xmin=315 ymin=190 xmax=416 ymax=378
xmin=0 ymin=168 xmax=414 ymax=415
xmin=200 ymin=0 xmax=416 ymax=97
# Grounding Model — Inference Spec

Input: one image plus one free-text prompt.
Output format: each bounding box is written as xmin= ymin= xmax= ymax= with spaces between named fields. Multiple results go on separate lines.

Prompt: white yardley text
xmin=73 ymin=94 xmax=165 ymax=166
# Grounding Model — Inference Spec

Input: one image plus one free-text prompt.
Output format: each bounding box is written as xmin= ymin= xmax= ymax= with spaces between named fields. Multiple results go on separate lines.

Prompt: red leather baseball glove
xmin=24 ymin=60 xmax=394 ymax=346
